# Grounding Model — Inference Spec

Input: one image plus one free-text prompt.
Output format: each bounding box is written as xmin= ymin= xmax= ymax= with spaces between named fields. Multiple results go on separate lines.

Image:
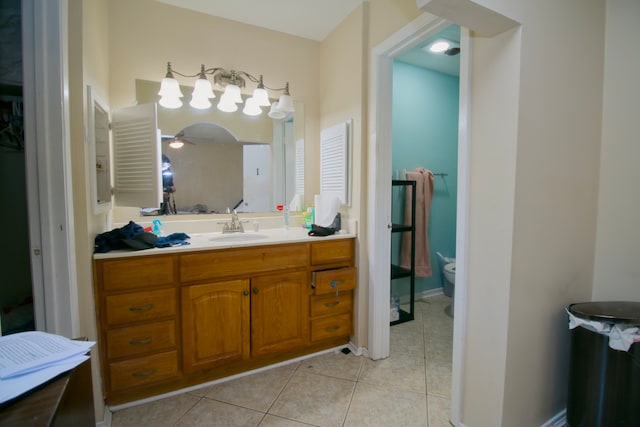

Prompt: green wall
xmin=391 ymin=60 xmax=459 ymax=295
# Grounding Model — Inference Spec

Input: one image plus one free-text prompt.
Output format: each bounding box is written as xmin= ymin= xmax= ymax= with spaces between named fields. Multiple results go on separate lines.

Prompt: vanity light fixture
xmin=158 ymin=62 xmax=294 ymax=119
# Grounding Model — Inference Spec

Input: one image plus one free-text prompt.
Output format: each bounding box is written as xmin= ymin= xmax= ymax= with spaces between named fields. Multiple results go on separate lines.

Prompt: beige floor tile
xmin=205 ymin=366 xmax=294 ymax=412
xmin=110 ymin=294 xmax=453 ymax=426
xmin=268 ymin=370 xmax=355 ymax=427
xmin=258 ymin=414 xmax=318 ymax=426
xmin=390 ymin=324 xmax=425 ymax=356
xmin=174 ymin=398 xmax=264 ymax=427
xmin=298 ymin=350 xmax=364 ymax=381
xmin=425 ymin=359 xmax=452 ymax=399
xmin=358 ymin=352 xmax=427 ymax=394
xmin=428 ymin=395 xmax=452 ymax=427
xmin=110 ymin=393 xmax=200 ymax=427
xmin=343 ymin=381 xmax=428 ymax=427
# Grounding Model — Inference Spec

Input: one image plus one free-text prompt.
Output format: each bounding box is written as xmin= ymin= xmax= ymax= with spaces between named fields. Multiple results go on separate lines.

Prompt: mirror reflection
xmin=135 ymin=79 xmax=304 ymax=214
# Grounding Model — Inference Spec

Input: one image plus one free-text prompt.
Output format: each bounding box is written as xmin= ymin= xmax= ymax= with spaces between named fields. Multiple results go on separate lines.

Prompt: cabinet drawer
xmin=109 ymin=351 xmax=179 ymax=392
xmin=310 ymin=292 xmax=353 ymax=318
xmin=180 ymin=244 xmax=308 ymax=282
xmin=310 ymin=239 xmax=354 ymax=266
xmin=105 ymin=288 xmax=176 ymax=326
xmin=312 ymin=267 xmax=356 ymax=295
xmin=107 ymin=320 xmax=176 ymax=359
xmin=311 ymin=313 xmax=352 ymax=342
xmin=100 ymin=256 xmax=175 ymax=291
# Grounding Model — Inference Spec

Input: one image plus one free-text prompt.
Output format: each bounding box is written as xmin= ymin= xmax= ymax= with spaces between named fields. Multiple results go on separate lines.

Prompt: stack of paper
xmin=0 ymin=331 xmax=95 ymax=404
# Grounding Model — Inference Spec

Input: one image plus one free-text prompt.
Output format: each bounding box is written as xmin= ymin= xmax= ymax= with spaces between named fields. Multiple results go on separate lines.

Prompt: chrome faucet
xmin=219 ymin=208 xmax=246 ymax=233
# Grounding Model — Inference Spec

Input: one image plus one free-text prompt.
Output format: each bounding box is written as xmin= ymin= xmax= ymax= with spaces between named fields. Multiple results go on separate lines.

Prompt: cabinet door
xmin=181 ymin=279 xmax=250 ymax=374
xmin=251 ymin=271 xmax=309 ymax=357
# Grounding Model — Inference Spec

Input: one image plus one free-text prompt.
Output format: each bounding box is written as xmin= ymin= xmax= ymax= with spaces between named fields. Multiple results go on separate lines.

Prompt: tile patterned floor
xmin=110 ymin=295 xmax=453 ymax=427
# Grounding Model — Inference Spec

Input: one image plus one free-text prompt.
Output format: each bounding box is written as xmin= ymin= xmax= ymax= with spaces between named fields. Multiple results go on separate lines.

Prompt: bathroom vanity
xmin=92 ymin=229 xmax=356 ymax=405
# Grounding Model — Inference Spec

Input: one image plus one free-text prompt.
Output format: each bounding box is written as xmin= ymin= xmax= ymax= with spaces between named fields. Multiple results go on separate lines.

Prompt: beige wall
xmin=69 ymin=0 xmax=111 ymax=421
xmin=77 ymin=0 xmax=112 ymax=420
xmin=449 ymin=0 xmax=605 ymax=425
xmin=592 ymin=0 xmax=640 ymax=301
xmin=318 ymin=0 xmax=423 ymax=349
xmin=320 ymin=4 xmax=368 ymax=346
xmin=464 ymin=26 xmax=522 ymax=426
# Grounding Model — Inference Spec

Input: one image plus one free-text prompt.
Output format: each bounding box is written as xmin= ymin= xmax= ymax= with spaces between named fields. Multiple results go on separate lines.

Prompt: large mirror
xmin=135 ymin=79 xmax=304 ymax=214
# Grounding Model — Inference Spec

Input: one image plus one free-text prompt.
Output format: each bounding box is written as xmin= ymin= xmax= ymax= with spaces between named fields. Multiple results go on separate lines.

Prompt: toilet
xmin=437 ymin=252 xmax=456 ymax=317
xmin=443 ymin=262 xmax=456 ymax=288
xmin=442 ymin=262 xmax=455 ymax=316
xmin=437 ymin=252 xmax=455 ymax=297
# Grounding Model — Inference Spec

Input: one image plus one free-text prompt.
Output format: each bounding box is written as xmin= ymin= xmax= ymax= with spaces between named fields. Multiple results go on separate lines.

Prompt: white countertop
xmin=93 ymin=227 xmax=356 ymax=260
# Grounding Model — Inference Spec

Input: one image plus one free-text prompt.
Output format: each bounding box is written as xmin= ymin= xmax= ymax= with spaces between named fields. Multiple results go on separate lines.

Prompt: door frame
xmin=22 ymin=0 xmax=79 ymax=337
xmin=367 ymin=13 xmax=471 ymax=425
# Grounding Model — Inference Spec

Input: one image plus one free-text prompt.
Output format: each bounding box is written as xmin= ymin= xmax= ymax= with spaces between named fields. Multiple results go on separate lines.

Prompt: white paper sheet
xmin=314 ymin=193 xmax=341 ymax=227
xmin=0 ymin=331 xmax=94 ymax=379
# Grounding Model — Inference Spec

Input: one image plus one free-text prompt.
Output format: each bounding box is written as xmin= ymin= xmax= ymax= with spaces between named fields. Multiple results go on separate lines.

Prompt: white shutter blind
xmin=295 ymin=138 xmax=305 ymax=196
xmin=111 ymin=103 xmax=161 ymax=207
xmin=320 ymin=121 xmax=349 ymax=205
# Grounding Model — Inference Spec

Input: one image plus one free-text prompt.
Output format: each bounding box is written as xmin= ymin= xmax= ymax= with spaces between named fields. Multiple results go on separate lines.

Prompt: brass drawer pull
xmin=129 ymin=304 xmax=154 ymax=312
xmin=324 ymin=301 xmax=340 ymax=308
xmin=129 ymin=337 xmax=153 ymax=346
xmin=324 ymin=326 xmax=340 ymax=333
xmin=132 ymin=369 xmax=156 ymax=377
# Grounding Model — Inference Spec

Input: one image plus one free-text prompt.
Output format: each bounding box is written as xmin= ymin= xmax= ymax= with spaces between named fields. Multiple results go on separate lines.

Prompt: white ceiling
xmin=395 ymin=24 xmax=461 ymax=76
xmin=155 ymin=0 xmax=363 ymax=41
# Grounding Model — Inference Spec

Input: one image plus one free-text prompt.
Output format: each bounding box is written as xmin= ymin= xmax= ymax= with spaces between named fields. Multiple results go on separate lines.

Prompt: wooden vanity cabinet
xmin=93 ymin=238 xmax=355 ymax=405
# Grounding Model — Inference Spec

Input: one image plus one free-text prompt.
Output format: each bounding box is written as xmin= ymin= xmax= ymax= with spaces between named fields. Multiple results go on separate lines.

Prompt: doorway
xmin=367 ymin=14 xmax=471 ymax=425
xmin=0 ymin=0 xmax=35 ymax=335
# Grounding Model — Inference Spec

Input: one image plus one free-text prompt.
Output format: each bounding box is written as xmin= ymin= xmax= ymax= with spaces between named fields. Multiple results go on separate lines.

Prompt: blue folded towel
xmin=156 ymin=232 xmax=191 ymax=248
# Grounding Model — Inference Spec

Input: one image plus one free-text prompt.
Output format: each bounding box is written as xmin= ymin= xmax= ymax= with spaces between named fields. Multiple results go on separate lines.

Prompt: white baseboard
xmin=96 ymin=405 xmax=112 ymax=427
xmin=416 ymin=287 xmax=445 ymax=301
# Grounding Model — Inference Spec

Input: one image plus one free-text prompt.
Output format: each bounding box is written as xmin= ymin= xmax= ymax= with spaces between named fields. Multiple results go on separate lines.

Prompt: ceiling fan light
xmin=217 ymin=93 xmax=238 ymax=112
xmin=169 ymin=139 xmax=184 ymax=149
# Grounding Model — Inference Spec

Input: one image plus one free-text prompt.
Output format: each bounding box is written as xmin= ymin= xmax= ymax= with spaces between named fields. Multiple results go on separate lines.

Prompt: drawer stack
xmin=95 ymin=255 xmax=179 ymax=396
xmin=310 ymin=239 xmax=357 ymax=342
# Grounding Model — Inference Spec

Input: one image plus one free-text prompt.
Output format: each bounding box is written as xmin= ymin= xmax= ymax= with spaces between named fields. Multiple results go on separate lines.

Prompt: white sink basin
xmin=208 ymin=233 xmax=269 ymax=243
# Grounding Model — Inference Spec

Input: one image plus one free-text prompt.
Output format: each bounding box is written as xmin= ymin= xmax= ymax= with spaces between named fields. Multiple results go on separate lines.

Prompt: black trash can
xmin=566 ymin=301 xmax=640 ymax=427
